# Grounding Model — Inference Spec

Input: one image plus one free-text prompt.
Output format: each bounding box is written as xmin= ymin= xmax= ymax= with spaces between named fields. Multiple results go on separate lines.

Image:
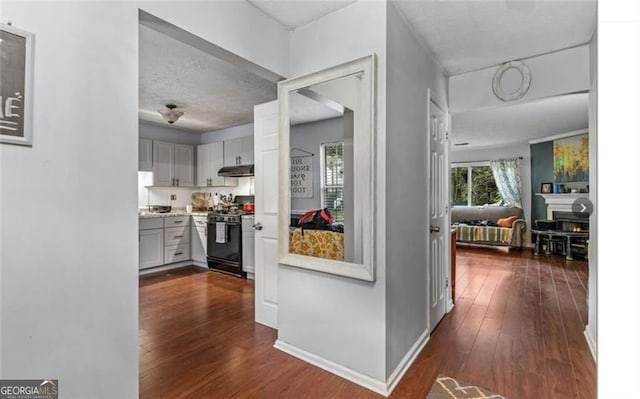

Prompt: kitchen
xmin=136 ymin=16 xmax=278 ymax=281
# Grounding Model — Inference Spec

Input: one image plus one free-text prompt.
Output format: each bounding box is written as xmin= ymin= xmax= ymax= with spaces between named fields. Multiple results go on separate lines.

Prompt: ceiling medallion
xmin=492 ymin=60 xmax=531 ymax=102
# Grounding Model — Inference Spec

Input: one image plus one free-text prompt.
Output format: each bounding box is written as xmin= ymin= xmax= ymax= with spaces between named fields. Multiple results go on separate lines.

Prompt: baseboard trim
xmin=274 ymin=340 xmax=387 ymax=396
xmin=139 ymin=261 xmax=192 ymax=275
xmin=584 ymin=325 xmax=597 ymax=362
xmin=385 ymin=329 xmax=430 ymax=396
xmin=192 ymin=261 xmax=208 ymax=269
xmin=139 ymin=261 xmax=207 ymax=275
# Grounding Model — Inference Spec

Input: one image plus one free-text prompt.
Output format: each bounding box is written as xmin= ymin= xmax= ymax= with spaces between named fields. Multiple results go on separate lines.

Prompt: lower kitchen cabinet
xmin=164 ymin=244 xmax=190 ymax=264
xmin=164 ymin=216 xmax=190 ymax=263
xmin=191 ymin=216 xmax=207 ymax=264
xmin=139 ymin=227 xmax=164 ymax=269
xmin=241 ymin=216 xmax=255 ymax=275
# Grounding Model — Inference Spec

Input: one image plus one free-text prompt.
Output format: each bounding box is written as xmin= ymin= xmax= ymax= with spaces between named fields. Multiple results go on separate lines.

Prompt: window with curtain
xmin=321 ymin=141 xmax=344 ymax=222
xmin=451 ymin=163 xmax=503 ymax=206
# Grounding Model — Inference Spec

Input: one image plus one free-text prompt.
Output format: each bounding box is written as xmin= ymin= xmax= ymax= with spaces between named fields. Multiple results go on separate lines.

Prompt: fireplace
xmin=552 ymin=211 xmax=589 ymax=233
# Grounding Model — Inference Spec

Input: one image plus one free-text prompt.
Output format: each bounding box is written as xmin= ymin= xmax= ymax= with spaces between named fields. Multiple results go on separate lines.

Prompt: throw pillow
xmin=497 ymin=216 xmax=519 ymax=228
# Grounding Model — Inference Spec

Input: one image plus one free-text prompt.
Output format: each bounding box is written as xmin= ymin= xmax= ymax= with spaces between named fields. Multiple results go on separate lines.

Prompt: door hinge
xmin=445 ymin=131 xmax=449 ymax=140
xmin=446 ymin=277 xmax=449 ymax=288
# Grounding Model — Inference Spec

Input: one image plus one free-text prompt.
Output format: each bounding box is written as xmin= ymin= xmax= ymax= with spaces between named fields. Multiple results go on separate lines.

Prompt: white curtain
xmin=490 ymin=158 xmax=523 ymax=208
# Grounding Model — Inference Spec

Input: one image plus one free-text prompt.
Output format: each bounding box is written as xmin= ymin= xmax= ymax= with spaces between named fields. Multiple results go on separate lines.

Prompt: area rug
xmin=426 ymin=375 xmax=508 ymax=399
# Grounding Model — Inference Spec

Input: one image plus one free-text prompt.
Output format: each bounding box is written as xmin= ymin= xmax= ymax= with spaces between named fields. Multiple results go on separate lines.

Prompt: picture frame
xmin=541 ymin=182 xmax=553 ymax=194
xmin=1 ymin=23 xmax=35 ymax=146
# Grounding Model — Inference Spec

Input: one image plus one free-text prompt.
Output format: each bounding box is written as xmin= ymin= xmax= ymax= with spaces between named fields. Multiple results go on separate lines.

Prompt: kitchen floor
xmin=139 ymin=247 xmax=595 ymax=398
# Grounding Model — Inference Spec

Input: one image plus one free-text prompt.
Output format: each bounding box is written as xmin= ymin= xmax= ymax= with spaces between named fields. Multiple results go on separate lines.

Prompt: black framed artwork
xmin=541 ymin=182 xmax=553 ymax=194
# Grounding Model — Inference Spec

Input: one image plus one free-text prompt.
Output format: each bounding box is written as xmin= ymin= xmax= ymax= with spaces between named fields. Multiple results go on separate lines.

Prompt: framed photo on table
xmin=541 ymin=182 xmax=553 ymax=194
xmin=1 ymin=24 xmax=35 ymax=146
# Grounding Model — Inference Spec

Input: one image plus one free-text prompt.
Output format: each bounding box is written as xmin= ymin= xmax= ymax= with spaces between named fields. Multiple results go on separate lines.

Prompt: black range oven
xmin=207 ymin=212 xmax=245 ymax=278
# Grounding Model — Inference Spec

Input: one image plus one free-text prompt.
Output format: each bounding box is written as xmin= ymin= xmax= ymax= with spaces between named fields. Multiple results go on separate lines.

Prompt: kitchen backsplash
xmin=138 ymin=172 xmax=254 ymax=209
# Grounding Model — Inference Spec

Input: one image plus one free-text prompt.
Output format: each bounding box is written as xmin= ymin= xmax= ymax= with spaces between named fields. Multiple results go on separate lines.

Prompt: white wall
xmin=449 ymin=45 xmax=591 ymax=113
xmin=384 ymin=2 xmax=449 ymax=378
xmin=279 ymin=0 xmax=388 ymax=383
xmin=200 ymin=122 xmax=254 ymax=144
xmin=0 ymin=2 xmax=289 ymax=397
xmin=290 ymin=117 xmax=344 ymax=211
xmin=0 ymin=3 xmax=139 ymax=397
xmin=139 ymin=121 xmax=201 ymax=145
xmin=449 ymin=142 xmax=532 ymax=243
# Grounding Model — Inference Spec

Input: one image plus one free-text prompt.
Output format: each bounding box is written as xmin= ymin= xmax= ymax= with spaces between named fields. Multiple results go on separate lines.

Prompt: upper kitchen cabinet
xmin=223 ymin=136 xmax=254 ymax=166
xmin=153 ymin=141 xmax=194 ymax=187
xmin=139 ymin=139 xmax=153 ymax=172
xmin=197 ymin=142 xmax=237 ymax=187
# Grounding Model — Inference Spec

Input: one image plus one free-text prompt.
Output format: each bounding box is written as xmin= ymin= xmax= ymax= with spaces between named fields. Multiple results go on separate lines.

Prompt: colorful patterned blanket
xmin=289 ymin=228 xmax=344 ymax=260
xmin=456 ymin=224 xmax=513 ymax=244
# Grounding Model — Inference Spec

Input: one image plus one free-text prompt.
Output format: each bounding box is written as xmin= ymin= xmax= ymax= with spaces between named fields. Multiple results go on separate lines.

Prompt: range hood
xmin=218 ymin=164 xmax=254 ymax=177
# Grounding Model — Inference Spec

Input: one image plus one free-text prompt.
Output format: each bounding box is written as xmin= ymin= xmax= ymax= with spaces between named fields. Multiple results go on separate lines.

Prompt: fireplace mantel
xmin=536 ymin=193 xmax=585 ymax=219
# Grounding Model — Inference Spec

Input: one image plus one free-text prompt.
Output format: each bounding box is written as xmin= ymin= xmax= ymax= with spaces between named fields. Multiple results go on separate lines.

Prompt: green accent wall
xmin=531 ymin=141 xmax=554 ymax=223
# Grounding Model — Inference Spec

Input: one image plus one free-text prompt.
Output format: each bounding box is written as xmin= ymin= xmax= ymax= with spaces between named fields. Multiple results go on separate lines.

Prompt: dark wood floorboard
xmin=139 ymin=248 xmax=595 ymax=398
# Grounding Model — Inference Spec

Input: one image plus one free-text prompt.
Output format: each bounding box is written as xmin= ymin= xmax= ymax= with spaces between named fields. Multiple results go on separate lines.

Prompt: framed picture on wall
xmin=541 ymin=182 xmax=553 ymax=194
xmin=1 ymin=24 xmax=35 ymax=146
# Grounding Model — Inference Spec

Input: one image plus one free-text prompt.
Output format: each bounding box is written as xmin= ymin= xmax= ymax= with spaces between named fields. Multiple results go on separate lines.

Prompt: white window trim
xmin=320 ymin=141 xmax=344 ymax=221
xmin=451 ymin=161 xmax=498 ymax=207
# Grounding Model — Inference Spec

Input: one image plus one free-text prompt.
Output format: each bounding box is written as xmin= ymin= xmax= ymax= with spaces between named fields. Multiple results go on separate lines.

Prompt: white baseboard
xmin=274 ymin=340 xmax=388 ymax=396
xmin=192 ymin=261 xmax=208 ymax=269
xmin=584 ymin=325 xmax=597 ymax=362
xmin=385 ymin=329 xmax=430 ymax=395
xmin=139 ymin=261 xmax=205 ymax=275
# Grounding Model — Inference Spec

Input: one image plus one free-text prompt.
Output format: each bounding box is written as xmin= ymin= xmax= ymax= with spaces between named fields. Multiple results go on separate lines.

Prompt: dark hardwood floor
xmin=139 ymin=247 xmax=595 ymax=398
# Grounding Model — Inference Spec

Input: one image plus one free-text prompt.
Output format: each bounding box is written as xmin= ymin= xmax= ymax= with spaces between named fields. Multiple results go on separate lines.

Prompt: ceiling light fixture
xmin=158 ymin=104 xmax=184 ymax=125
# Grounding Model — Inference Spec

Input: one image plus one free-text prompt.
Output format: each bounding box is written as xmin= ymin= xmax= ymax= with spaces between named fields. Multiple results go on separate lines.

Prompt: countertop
xmin=138 ymin=211 xmax=209 ymax=219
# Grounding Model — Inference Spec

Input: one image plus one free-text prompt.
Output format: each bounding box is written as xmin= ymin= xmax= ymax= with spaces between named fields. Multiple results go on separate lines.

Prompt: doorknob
xmin=430 ymin=225 xmax=441 ymax=233
xmin=253 ymin=222 xmax=263 ymax=231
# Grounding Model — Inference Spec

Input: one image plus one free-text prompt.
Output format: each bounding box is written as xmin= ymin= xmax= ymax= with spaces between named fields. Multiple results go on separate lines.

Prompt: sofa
xmin=451 ymin=206 xmax=526 ymax=249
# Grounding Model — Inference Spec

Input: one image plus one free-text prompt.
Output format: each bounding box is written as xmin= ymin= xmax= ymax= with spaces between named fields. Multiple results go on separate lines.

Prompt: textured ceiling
xmin=139 ymin=24 xmax=277 ymax=133
xmin=247 ymin=0 xmax=357 ymax=29
xmin=393 ymin=0 xmax=596 ymax=75
xmin=451 ymin=93 xmax=588 ymax=149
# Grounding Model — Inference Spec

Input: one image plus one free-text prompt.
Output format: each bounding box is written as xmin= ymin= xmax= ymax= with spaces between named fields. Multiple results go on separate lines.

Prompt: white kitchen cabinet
xmin=164 ymin=244 xmax=190 ymax=264
xmin=224 ymin=137 xmax=254 ymax=166
xmin=152 ymin=141 xmax=194 ymax=187
xmin=191 ymin=224 xmax=207 ymax=264
xmin=239 ymin=136 xmax=254 ymax=165
xmin=163 ymin=216 xmax=190 ymax=264
xmin=153 ymin=141 xmax=174 ymax=186
xmin=139 ymin=218 xmax=164 ymax=270
xmin=241 ymin=215 xmax=255 ymax=276
xmin=197 ymin=142 xmax=237 ymax=187
xmin=164 ymin=226 xmax=190 ymax=247
xmin=174 ymin=144 xmax=194 ymax=187
xmin=139 ymin=139 xmax=153 ymax=172
xmin=223 ymin=138 xmax=241 ymax=166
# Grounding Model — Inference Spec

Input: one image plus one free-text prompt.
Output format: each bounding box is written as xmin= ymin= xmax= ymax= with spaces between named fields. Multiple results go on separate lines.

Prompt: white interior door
xmin=253 ymin=100 xmax=279 ymax=329
xmin=427 ymin=90 xmax=450 ymax=332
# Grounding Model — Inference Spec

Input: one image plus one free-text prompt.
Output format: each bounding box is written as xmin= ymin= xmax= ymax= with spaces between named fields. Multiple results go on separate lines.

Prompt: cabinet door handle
xmin=175 ymin=252 xmax=183 ymax=256
xmin=176 ymin=178 xmax=179 ymax=186
xmin=174 ymin=220 xmax=183 ymax=224
xmin=174 ymin=235 xmax=183 ymax=239
xmin=171 ymin=178 xmax=175 ymax=186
